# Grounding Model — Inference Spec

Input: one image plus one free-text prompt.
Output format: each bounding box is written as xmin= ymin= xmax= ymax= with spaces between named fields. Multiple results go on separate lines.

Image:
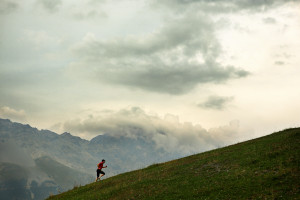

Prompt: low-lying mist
xmin=63 ymin=107 xmax=241 ymax=155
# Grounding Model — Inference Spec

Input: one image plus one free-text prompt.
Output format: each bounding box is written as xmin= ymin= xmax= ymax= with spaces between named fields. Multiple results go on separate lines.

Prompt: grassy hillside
xmin=48 ymin=128 xmax=299 ymax=200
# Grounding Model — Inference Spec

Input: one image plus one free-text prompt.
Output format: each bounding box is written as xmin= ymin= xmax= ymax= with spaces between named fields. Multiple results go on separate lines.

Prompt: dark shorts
xmin=97 ymin=169 xmax=105 ymax=177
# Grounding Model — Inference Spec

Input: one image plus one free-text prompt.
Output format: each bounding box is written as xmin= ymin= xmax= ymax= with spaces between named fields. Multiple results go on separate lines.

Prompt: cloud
xmin=0 ymin=106 xmax=26 ymax=121
xmin=0 ymin=140 xmax=57 ymax=184
xmin=198 ymin=95 xmax=234 ymax=110
xmin=24 ymin=30 xmax=61 ymax=48
xmin=151 ymin=0 xmax=296 ymax=13
xmin=70 ymin=0 xmax=108 ymax=20
xmin=0 ymin=0 xmax=18 ymax=14
xmin=73 ymin=14 xmax=218 ymax=60
xmin=62 ymin=107 xmax=241 ymax=154
xmin=263 ymin=17 xmax=277 ymax=24
xmin=0 ymin=140 xmax=35 ymax=167
xmin=37 ymin=0 xmax=62 ymax=13
xmin=71 ymin=13 xmax=249 ymax=95
xmin=274 ymin=61 xmax=285 ymax=65
xmin=72 ymin=9 xmax=107 ymax=20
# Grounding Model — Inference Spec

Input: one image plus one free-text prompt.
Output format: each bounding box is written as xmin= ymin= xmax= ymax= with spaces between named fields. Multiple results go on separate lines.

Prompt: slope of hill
xmin=48 ymin=128 xmax=300 ymax=200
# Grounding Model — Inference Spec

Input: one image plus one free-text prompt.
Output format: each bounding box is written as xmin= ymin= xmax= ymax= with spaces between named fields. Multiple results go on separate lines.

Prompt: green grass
xmin=48 ymin=128 xmax=300 ymax=200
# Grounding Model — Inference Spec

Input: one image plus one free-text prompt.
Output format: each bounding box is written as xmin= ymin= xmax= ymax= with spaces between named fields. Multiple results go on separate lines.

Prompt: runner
xmin=95 ymin=159 xmax=107 ymax=182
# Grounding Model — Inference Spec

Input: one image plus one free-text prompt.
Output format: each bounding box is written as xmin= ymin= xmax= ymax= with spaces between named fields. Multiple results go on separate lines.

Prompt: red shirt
xmin=97 ymin=162 xmax=104 ymax=170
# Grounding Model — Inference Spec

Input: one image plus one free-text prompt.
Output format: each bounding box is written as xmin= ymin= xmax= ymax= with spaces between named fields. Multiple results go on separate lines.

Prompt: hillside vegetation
xmin=48 ymin=128 xmax=300 ymax=200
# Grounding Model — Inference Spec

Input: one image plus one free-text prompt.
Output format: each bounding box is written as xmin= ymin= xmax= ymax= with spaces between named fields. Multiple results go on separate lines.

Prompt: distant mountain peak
xmin=61 ymin=132 xmax=72 ymax=136
xmin=0 ymin=118 xmax=11 ymax=122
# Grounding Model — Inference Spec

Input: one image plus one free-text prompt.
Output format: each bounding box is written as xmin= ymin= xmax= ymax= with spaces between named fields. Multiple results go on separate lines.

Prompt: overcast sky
xmin=1 ymin=0 xmax=300 ymax=148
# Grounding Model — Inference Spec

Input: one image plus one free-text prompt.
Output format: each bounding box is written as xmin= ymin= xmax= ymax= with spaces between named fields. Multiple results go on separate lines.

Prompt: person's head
xmin=102 ymin=159 xmax=105 ymax=163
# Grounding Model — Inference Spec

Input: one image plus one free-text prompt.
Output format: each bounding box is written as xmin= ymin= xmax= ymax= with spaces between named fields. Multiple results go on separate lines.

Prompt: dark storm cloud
xmin=100 ymin=63 xmax=248 ymax=95
xmin=72 ymin=13 xmax=249 ymax=95
xmin=74 ymin=15 xmax=217 ymax=59
xmin=63 ymin=107 xmax=241 ymax=154
xmin=152 ymin=0 xmax=297 ymax=13
xmin=198 ymin=95 xmax=234 ymax=110
xmin=0 ymin=0 xmax=18 ymax=14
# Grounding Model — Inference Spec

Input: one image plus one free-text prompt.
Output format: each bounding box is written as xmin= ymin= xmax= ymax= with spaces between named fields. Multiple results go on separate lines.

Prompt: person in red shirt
xmin=95 ymin=159 xmax=107 ymax=182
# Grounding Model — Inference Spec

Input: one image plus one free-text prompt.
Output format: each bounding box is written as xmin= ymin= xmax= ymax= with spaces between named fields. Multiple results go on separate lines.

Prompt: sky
xmin=1 ymin=0 xmax=300 ymax=152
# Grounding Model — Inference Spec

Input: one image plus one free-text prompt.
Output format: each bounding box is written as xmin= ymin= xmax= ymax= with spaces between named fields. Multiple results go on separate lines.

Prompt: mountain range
xmin=0 ymin=118 xmax=183 ymax=200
